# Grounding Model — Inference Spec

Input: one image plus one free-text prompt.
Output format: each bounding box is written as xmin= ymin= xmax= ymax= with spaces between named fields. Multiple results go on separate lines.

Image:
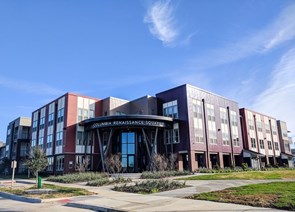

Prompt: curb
xmin=0 ymin=191 xmax=41 ymax=203
xmin=66 ymin=202 xmax=125 ymax=212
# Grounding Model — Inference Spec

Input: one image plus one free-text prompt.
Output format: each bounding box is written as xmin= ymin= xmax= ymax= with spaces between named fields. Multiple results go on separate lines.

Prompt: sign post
xmin=11 ymin=160 xmax=17 ymax=187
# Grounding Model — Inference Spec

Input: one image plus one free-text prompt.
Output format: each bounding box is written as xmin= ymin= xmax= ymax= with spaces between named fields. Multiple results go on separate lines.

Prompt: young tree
xmin=25 ymin=147 xmax=48 ymax=188
xmin=75 ymin=156 xmax=90 ymax=173
xmin=105 ymin=154 xmax=122 ymax=178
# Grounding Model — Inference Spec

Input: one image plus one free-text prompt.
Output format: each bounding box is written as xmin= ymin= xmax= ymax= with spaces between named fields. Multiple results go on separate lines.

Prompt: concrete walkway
xmin=1 ymin=177 xmax=292 ymax=212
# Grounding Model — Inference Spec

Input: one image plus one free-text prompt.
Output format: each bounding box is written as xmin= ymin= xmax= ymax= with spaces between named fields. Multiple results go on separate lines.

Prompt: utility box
xmin=37 ymin=176 xmax=42 ymax=189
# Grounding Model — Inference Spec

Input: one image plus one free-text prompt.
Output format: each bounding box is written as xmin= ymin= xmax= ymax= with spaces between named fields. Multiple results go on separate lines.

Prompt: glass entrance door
xmin=121 ymin=132 xmax=135 ymax=172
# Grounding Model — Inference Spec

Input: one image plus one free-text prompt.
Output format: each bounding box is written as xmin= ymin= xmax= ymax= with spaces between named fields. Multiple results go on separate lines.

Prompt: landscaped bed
xmin=187 ymin=181 xmax=295 ymax=211
xmin=178 ymin=169 xmax=295 ymax=180
xmin=140 ymin=170 xmax=192 ymax=179
xmin=113 ymin=179 xmax=187 ymax=194
xmin=0 ymin=183 xmax=93 ymax=199
xmin=46 ymin=172 xmax=107 ymax=183
xmin=87 ymin=176 xmax=131 ymax=186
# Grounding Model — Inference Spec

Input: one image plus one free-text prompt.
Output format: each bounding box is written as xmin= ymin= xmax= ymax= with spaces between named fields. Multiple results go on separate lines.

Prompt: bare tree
xmin=149 ymin=154 xmax=168 ymax=171
xmin=167 ymin=153 xmax=177 ymax=171
xmin=75 ymin=156 xmax=90 ymax=173
xmin=105 ymin=154 xmax=122 ymax=178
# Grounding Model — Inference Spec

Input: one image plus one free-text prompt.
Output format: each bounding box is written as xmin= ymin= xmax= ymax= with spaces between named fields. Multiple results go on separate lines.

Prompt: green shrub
xmin=140 ymin=171 xmax=191 ymax=179
xmin=47 ymin=172 xmax=107 ymax=183
xmin=241 ymin=163 xmax=249 ymax=171
xmin=87 ymin=177 xmax=131 ymax=186
xmin=113 ymin=179 xmax=186 ymax=194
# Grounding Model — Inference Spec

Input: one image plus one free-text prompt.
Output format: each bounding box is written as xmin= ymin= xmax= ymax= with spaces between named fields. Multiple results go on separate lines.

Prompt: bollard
xmin=37 ymin=176 xmax=42 ymax=189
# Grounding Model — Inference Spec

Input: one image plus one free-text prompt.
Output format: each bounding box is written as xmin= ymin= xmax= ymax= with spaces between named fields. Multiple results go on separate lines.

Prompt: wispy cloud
xmin=0 ymin=76 xmax=64 ymax=96
xmin=144 ymin=0 xmax=178 ymax=46
xmin=251 ymin=48 xmax=295 ymax=136
xmin=193 ymin=3 xmax=295 ymax=68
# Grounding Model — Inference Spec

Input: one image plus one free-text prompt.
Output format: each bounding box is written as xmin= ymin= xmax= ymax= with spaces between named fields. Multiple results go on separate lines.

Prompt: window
xmin=274 ymin=142 xmax=279 ymax=150
xmin=207 ymin=104 xmax=217 ymax=144
xmin=268 ymin=141 xmax=272 ymax=150
xmin=230 ymin=111 xmax=238 ymax=126
xmin=259 ymin=139 xmax=264 ymax=149
xmin=193 ymin=100 xmax=203 ymax=143
xmin=47 ymin=157 xmax=54 ymax=171
xmin=193 ymin=99 xmax=202 ymax=118
xmin=116 ymin=111 xmax=126 ymax=115
xmin=206 ymin=104 xmax=215 ymax=121
xmin=165 ymin=130 xmax=172 ymax=144
xmin=39 ymin=137 xmax=44 ymax=149
xmin=56 ymin=156 xmax=64 ymax=171
xmin=39 ymin=117 xmax=45 ymax=130
xmin=173 ymin=123 xmax=179 ymax=143
xmin=83 ymin=109 xmax=88 ymax=120
xmin=285 ymin=143 xmax=290 ymax=152
xmin=32 ymin=120 xmax=38 ymax=132
xmin=47 ymin=134 xmax=53 ymax=148
xmin=78 ymin=108 xmax=83 ymax=122
xmin=163 ymin=100 xmax=178 ymax=118
xmin=76 ymin=131 xmax=84 ymax=145
xmin=31 ymin=139 xmax=36 ymax=147
xmin=7 ymin=127 xmax=11 ymax=135
xmin=57 ymin=108 xmax=64 ymax=123
xmin=220 ymin=107 xmax=228 ymax=124
xmin=56 ymin=131 xmax=63 ymax=146
xmin=221 ymin=123 xmax=229 ymax=146
xmin=48 ymin=113 xmax=54 ymax=126
xmin=251 ymin=138 xmax=256 ymax=148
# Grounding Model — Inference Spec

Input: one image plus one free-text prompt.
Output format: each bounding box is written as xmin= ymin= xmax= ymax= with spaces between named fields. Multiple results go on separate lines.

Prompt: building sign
xmin=91 ymin=120 xmax=168 ymax=129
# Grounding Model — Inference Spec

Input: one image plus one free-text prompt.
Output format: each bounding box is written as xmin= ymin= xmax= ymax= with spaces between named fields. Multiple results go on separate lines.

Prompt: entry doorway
xmin=182 ymin=154 xmax=189 ymax=171
xmin=210 ymin=154 xmax=218 ymax=169
xmin=196 ymin=153 xmax=205 ymax=168
xmin=121 ymin=132 xmax=135 ymax=172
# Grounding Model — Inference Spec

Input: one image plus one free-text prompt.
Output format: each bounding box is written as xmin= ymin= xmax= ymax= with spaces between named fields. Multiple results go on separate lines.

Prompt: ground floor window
xmin=56 ymin=155 xmax=64 ymax=171
xmin=47 ymin=157 xmax=54 ymax=171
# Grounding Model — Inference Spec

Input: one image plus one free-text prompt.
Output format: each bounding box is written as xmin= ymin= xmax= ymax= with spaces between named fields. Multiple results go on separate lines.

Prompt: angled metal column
xmin=104 ymin=129 xmax=114 ymax=158
xmin=151 ymin=127 xmax=158 ymax=156
xmin=141 ymin=128 xmax=151 ymax=160
xmin=96 ymin=129 xmax=105 ymax=172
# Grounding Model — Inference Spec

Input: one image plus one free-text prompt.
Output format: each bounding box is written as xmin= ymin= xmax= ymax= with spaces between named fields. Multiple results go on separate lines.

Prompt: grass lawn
xmin=0 ymin=183 xmax=94 ymax=199
xmin=178 ymin=169 xmax=295 ymax=180
xmin=188 ymin=181 xmax=295 ymax=210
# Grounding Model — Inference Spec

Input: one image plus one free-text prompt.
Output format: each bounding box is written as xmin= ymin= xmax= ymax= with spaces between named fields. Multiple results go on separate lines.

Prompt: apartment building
xmin=240 ymin=108 xmax=290 ymax=169
xmin=156 ymin=84 xmax=243 ymax=171
xmin=5 ymin=117 xmax=31 ymax=173
xmin=277 ymin=120 xmax=293 ymax=167
xmin=18 ymin=84 xmax=293 ymax=173
xmin=31 ymin=93 xmax=101 ymax=174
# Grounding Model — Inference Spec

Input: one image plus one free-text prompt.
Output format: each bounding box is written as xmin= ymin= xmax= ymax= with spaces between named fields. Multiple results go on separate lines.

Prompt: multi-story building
xmin=277 ymin=120 xmax=293 ymax=167
xmin=240 ymin=109 xmax=289 ymax=169
xmin=155 ymin=84 xmax=243 ymax=171
xmin=0 ymin=141 xmax=5 ymax=161
xmin=31 ymin=93 xmax=101 ymax=174
xmin=26 ymin=84 xmax=293 ymax=173
xmin=5 ymin=117 xmax=31 ymax=173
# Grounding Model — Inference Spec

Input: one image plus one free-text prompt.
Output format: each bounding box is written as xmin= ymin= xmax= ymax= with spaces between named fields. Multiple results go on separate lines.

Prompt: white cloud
xmin=144 ymin=0 xmax=178 ymax=46
xmin=194 ymin=3 xmax=295 ymax=68
xmin=0 ymin=76 xmax=63 ymax=96
xmin=251 ymin=48 xmax=295 ymax=137
xmin=263 ymin=3 xmax=295 ymax=51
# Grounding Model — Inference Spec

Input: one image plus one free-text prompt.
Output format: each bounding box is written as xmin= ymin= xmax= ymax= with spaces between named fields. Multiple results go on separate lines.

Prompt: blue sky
xmin=0 ymin=0 xmax=295 ymax=145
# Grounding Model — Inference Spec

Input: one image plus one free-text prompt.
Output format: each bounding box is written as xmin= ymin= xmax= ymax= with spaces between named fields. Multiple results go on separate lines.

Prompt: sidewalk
xmin=2 ymin=178 xmax=290 ymax=212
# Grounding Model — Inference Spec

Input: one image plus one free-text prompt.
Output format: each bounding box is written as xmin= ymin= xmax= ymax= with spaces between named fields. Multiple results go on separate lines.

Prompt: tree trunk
xmin=36 ymin=172 xmax=38 ymax=188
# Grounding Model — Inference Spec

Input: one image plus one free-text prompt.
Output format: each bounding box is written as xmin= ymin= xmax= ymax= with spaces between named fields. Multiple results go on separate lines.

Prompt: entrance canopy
xmin=80 ymin=115 xmax=174 ymax=130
